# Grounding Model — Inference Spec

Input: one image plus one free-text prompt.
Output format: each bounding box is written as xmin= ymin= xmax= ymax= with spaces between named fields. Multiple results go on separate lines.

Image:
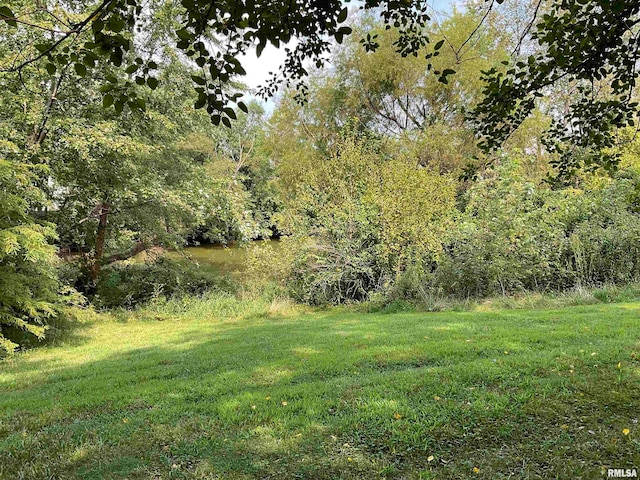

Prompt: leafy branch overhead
xmin=0 ymin=0 xmax=451 ymax=126
xmin=3 ymin=0 xmax=639 ymax=177
xmin=471 ymin=0 xmax=640 ymax=182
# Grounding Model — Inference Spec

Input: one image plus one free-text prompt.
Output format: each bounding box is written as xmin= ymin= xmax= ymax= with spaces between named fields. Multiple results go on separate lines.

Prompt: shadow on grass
xmin=2 ymin=310 xmax=95 ymax=359
xmin=1 ymin=304 xmax=640 ymax=479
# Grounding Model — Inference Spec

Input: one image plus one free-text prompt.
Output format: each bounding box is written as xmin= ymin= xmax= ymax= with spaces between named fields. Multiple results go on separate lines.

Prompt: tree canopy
xmin=472 ymin=0 xmax=640 ymax=180
xmin=3 ymin=0 xmax=639 ymax=176
xmin=0 ymin=0 xmax=443 ymax=127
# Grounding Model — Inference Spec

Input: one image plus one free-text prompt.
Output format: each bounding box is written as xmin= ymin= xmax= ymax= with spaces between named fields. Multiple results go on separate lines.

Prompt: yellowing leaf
xmin=473 ymin=467 xmax=480 ymax=473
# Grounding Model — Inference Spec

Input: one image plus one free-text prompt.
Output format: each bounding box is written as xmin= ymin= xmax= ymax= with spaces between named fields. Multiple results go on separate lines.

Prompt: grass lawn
xmin=1 ymin=298 xmax=639 ymax=479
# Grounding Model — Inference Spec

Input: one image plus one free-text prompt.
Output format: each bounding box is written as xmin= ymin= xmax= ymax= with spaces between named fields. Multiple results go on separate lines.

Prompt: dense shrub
xmin=568 ymin=174 xmax=640 ymax=285
xmin=431 ymin=161 xmax=640 ymax=297
xmin=433 ymin=160 xmax=573 ymax=296
xmin=260 ymin=153 xmax=640 ymax=305
xmin=260 ymin=136 xmax=456 ymax=305
xmin=92 ymin=257 xmax=234 ymax=309
xmin=286 ymin=212 xmax=385 ymax=305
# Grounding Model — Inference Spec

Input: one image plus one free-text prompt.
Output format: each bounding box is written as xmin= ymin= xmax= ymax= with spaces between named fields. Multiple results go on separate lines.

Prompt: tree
xmin=0 ymin=0 xmax=447 ymax=125
xmin=472 ymin=0 xmax=640 ymax=181
xmin=0 ymin=2 xmax=264 ymax=345
xmin=4 ymin=0 xmax=638 ymax=178
xmin=0 ymin=144 xmax=59 ymax=353
xmin=267 ymin=10 xmax=514 ymax=173
xmin=0 ymin=7 xmax=67 ymax=353
xmin=179 ymin=101 xmax=278 ymax=245
xmin=45 ymin=54 xmax=267 ymax=284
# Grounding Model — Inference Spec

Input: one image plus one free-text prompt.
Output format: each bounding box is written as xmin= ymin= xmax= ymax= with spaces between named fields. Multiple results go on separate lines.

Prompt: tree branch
xmin=1 ymin=0 xmax=115 ymax=73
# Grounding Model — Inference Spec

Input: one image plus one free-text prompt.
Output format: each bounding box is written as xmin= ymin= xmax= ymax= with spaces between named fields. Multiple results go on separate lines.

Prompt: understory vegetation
xmin=246 ymin=149 xmax=640 ymax=305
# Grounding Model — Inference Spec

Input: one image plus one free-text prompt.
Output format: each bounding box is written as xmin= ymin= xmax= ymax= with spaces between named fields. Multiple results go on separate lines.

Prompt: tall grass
xmin=366 ymin=283 xmax=640 ymax=314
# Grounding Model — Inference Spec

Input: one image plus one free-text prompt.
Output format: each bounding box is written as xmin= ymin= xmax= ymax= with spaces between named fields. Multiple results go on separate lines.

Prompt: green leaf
xmin=83 ymin=55 xmax=97 ymax=68
xmin=35 ymin=43 xmax=52 ymax=53
xmin=0 ymin=6 xmax=17 ymax=27
xmin=74 ymin=63 xmax=87 ymax=77
xmin=194 ymin=94 xmax=207 ymax=109
xmin=256 ymin=39 xmax=266 ymax=58
xmin=45 ymin=63 xmax=57 ymax=75
xmin=434 ymin=39 xmax=445 ymax=50
xmin=91 ymin=19 xmax=104 ymax=34
xmin=176 ymin=28 xmax=191 ymax=41
xmin=191 ymin=75 xmax=206 ymax=85
xmin=147 ymin=77 xmax=159 ymax=90
xmin=103 ymin=94 xmax=114 ymax=108
xmin=136 ymin=97 xmax=146 ymax=111
xmin=337 ymin=6 xmax=348 ymax=23
xmin=109 ymin=17 xmax=125 ymax=33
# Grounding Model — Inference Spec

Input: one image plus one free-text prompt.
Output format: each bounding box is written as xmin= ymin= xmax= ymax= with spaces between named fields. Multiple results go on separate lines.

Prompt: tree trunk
xmin=104 ymin=241 xmax=150 ymax=264
xmin=27 ymin=71 xmax=65 ymax=148
xmin=89 ymin=202 xmax=110 ymax=281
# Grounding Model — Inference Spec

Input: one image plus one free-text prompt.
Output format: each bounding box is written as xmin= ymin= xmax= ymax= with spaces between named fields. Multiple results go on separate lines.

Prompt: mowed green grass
xmin=1 ymin=299 xmax=640 ymax=479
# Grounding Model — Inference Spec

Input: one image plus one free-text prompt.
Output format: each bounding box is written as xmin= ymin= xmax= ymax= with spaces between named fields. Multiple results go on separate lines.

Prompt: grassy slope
xmin=1 ymin=299 xmax=639 ymax=479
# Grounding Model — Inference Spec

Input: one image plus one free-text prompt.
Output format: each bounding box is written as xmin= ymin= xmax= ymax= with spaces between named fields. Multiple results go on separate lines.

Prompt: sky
xmin=238 ymin=0 xmax=459 ymax=111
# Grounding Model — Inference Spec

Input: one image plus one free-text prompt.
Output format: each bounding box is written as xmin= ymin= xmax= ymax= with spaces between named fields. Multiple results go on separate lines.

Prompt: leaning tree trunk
xmin=89 ymin=202 xmax=110 ymax=282
xmin=27 ymin=71 xmax=65 ymax=148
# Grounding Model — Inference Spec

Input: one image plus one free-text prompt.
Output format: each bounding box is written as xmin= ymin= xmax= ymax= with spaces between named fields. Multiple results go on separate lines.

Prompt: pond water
xmin=167 ymin=240 xmax=281 ymax=274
